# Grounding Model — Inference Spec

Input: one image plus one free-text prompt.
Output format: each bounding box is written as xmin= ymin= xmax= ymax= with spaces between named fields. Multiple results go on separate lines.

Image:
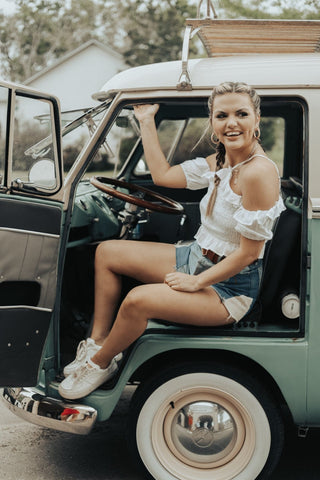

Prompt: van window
xmin=163 ymin=116 xmax=285 ymax=175
xmin=133 ymin=115 xmax=285 ymax=177
xmin=83 ymin=107 xmax=140 ymax=180
xmin=131 ymin=98 xmax=303 ymax=181
xmin=12 ymin=94 xmax=58 ymax=189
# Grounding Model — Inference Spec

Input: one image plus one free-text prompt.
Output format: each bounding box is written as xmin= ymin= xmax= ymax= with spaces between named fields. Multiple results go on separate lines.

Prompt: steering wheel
xmin=90 ymin=176 xmax=184 ymax=215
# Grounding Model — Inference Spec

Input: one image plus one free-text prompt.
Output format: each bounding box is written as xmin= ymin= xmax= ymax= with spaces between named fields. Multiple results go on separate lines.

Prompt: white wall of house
xmin=25 ymin=40 xmax=127 ymax=111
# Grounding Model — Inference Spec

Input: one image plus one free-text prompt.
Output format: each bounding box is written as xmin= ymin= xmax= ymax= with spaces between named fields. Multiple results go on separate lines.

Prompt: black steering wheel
xmin=90 ymin=176 xmax=184 ymax=215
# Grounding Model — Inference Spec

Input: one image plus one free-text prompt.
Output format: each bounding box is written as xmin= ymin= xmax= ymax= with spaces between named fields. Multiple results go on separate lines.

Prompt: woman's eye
xmin=216 ymin=113 xmax=226 ymax=119
xmin=238 ymin=111 xmax=249 ymax=117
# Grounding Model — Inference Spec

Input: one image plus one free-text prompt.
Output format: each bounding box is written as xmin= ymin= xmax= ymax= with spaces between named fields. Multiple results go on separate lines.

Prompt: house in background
xmin=0 ymin=40 xmax=127 ymax=183
xmin=25 ymin=39 xmax=127 ymax=111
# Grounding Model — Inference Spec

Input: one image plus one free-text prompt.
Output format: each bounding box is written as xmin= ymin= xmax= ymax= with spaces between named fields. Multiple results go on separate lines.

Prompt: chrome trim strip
xmin=0 ymin=227 xmax=60 ymax=238
xmin=2 ymin=387 xmax=97 ymax=435
xmin=94 ymin=84 xmax=320 ymax=100
xmin=0 ymin=305 xmax=52 ymax=312
xmin=311 ymin=198 xmax=320 ymax=218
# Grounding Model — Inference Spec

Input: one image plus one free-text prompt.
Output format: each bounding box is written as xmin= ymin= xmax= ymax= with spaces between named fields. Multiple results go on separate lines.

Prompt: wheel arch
xmin=129 ymin=347 xmax=292 ymax=423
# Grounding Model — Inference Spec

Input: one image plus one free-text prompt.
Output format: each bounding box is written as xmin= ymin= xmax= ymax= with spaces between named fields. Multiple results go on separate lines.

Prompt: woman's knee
xmin=95 ymin=240 xmax=121 ymax=266
xmin=120 ymin=286 xmax=149 ymax=316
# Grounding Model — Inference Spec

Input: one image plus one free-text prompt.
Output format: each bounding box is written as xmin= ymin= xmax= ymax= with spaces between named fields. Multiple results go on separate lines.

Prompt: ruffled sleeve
xmin=233 ymin=197 xmax=286 ymax=241
xmin=180 ymin=157 xmax=210 ymax=190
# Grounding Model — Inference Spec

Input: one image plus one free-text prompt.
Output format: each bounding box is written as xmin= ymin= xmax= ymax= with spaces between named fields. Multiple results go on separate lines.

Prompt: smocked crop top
xmin=180 ymin=156 xmax=286 ymax=259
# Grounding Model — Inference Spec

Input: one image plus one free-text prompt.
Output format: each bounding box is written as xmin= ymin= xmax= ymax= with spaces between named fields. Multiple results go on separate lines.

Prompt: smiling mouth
xmin=224 ymin=132 xmax=242 ymax=137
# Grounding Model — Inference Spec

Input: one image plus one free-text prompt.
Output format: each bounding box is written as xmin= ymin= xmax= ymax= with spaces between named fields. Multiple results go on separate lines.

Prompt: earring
xmin=254 ymin=127 xmax=261 ymax=139
xmin=211 ymin=132 xmax=219 ymax=145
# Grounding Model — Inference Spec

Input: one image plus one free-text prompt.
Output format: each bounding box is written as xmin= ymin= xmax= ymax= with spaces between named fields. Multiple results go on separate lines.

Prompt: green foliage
xmin=219 ymin=0 xmax=274 ymax=19
xmin=1 ymin=0 xmax=320 ymax=82
xmin=219 ymin=0 xmax=320 ymax=19
xmin=0 ymin=0 xmax=199 ymax=81
xmin=260 ymin=118 xmax=277 ymax=151
xmin=0 ymin=0 xmax=101 ymax=81
xmin=105 ymin=0 xmax=198 ymax=66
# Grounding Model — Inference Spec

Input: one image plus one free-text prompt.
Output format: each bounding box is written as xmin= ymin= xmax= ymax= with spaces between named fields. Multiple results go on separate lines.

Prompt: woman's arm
xmin=165 ymin=235 xmax=264 ymax=292
xmin=134 ymin=104 xmax=187 ymax=188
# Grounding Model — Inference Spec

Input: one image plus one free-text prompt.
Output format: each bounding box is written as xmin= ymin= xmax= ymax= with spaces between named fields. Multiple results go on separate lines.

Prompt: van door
xmin=0 ymin=84 xmax=64 ymax=386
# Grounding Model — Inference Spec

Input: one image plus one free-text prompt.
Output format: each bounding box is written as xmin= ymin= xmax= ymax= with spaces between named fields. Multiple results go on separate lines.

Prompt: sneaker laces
xmin=74 ymin=340 xmax=88 ymax=363
xmin=74 ymin=360 xmax=99 ymax=380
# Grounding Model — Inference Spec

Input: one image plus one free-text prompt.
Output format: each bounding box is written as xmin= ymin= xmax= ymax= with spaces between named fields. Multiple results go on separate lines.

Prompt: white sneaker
xmin=63 ymin=338 xmax=101 ymax=377
xmin=59 ymin=358 xmax=118 ymax=400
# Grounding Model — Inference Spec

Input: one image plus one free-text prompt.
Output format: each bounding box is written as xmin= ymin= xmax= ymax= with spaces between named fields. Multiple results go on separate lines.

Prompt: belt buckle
xmin=202 ymin=248 xmax=209 ymax=257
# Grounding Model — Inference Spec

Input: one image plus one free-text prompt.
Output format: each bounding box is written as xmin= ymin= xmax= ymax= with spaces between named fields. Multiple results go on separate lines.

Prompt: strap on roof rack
xmin=177 ymin=25 xmax=193 ymax=91
xmin=177 ymin=0 xmax=217 ymax=91
xmin=197 ymin=0 xmax=218 ymax=19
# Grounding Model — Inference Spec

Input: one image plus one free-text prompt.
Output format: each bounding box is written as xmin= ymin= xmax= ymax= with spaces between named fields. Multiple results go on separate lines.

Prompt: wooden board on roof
xmin=186 ymin=19 xmax=320 ymax=56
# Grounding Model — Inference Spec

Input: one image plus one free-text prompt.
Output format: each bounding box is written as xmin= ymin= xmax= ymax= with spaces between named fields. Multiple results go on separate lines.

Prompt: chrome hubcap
xmin=161 ymin=391 xmax=247 ymax=470
xmin=170 ymin=401 xmax=236 ymax=464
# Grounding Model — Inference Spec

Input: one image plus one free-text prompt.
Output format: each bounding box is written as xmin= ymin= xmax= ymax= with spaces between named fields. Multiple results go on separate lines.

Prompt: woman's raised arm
xmin=133 ymin=104 xmax=187 ymax=188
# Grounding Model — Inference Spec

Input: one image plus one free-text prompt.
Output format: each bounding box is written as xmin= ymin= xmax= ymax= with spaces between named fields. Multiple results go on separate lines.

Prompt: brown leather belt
xmin=202 ymin=248 xmax=225 ymax=264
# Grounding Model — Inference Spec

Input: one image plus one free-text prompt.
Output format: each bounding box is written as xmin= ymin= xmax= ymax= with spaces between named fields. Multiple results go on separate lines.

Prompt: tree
xmin=0 ymin=0 xmax=102 ymax=81
xmin=2 ymin=0 xmax=320 ymax=83
xmin=98 ymin=0 xmax=198 ymax=66
xmin=219 ymin=0 xmax=320 ymax=19
xmin=0 ymin=0 xmax=199 ymax=81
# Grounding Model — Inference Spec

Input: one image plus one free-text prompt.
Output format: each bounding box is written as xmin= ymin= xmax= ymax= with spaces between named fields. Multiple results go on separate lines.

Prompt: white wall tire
xmin=128 ymin=363 xmax=284 ymax=480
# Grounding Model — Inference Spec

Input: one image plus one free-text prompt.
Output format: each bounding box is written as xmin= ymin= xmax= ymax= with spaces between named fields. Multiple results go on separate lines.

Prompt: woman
xmin=59 ymin=82 xmax=285 ymax=400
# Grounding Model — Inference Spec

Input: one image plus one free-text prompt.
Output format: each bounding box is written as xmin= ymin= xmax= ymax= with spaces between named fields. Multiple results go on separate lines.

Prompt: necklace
xmin=231 ymin=143 xmax=259 ymax=185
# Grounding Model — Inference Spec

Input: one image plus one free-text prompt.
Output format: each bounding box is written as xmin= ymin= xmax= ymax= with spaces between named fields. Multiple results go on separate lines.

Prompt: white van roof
xmin=93 ymin=53 xmax=320 ymax=100
xmin=93 ymin=17 xmax=320 ymax=100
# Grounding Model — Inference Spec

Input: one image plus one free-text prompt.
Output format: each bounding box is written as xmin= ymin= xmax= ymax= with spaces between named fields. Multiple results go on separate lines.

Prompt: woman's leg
xmin=90 ymin=239 xmax=176 ymax=345
xmin=58 ymin=276 xmax=233 ymax=399
xmin=92 ymin=282 xmax=232 ymax=369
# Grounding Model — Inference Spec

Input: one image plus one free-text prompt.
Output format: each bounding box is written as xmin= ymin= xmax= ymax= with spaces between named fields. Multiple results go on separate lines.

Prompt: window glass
xmin=82 ymin=107 xmax=141 ymax=180
xmin=12 ymin=94 xmax=57 ymax=189
xmin=62 ymin=109 xmax=106 ymax=175
xmin=170 ymin=117 xmax=212 ymax=165
xmin=133 ymin=114 xmax=285 ymax=176
xmin=260 ymin=117 xmax=284 ymax=175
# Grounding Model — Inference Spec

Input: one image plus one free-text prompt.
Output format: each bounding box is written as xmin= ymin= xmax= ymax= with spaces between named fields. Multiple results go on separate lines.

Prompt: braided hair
xmin=206 ymin=82 xmax=261 ymax=216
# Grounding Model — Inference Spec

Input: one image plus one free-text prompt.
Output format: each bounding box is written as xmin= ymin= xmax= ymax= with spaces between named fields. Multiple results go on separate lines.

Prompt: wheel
xmin=127 ymin=362 xmax=284 ymax=480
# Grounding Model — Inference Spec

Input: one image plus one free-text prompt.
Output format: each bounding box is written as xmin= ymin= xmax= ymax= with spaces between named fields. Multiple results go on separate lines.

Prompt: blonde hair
xmin=206 ymin=82 xmax=261 ymax=216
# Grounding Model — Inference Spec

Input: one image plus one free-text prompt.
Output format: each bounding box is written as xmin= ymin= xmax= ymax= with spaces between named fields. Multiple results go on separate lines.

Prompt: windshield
xmin=25 ymin=100 xmax=112 ymax=173
xmin=81 ymin=105 xmax=142 ymax=180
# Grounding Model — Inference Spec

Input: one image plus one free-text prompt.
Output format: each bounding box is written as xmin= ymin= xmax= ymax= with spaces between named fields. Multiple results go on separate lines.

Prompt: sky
xmin=0 ymin=0 xmax=16 ymax=14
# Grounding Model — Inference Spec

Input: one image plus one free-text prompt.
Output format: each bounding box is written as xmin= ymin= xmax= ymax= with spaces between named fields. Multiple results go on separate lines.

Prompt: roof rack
xmin=177 ymin=2 xmax=320 ymax=90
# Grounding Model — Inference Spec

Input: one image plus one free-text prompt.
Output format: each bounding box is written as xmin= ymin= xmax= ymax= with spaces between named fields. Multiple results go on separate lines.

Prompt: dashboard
xmin=68 ymin=180 xmax=122 ymax=247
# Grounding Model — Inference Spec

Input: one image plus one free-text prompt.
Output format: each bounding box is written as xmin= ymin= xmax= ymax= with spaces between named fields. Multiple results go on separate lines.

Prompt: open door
xmin=0 ymin=82 xmax=64 ymax=386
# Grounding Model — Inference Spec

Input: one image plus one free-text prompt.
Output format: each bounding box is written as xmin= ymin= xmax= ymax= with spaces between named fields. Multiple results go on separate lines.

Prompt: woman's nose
xmin=227 ymin=116 xmax=237 ymax=127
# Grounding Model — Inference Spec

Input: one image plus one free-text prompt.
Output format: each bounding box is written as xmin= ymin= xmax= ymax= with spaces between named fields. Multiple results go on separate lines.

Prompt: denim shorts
xmin=175 ymin=241 xmax=262 ymax=322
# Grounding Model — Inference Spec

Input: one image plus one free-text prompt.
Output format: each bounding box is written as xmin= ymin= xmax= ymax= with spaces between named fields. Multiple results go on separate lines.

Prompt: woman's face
xmin=211 ymin=92 xmax=259 ymax=151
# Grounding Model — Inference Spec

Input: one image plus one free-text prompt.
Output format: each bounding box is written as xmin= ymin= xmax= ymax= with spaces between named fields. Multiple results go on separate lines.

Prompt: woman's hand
xmin=132 ymin=103 xmax=186 ymax=188
xmin=133 ymin=104 xmax=159 ymax=122
xmin=164 ymin=272 xmax=202 ymax=292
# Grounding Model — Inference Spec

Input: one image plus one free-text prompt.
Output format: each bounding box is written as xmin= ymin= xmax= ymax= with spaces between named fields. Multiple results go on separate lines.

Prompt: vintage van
xmin=1 ymin=9 xmax=319 ymax=480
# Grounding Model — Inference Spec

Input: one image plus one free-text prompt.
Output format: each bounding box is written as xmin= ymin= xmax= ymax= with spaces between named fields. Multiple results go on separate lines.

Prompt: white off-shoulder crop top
xmin=180 ymin=156 xmax=286 ymax=259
